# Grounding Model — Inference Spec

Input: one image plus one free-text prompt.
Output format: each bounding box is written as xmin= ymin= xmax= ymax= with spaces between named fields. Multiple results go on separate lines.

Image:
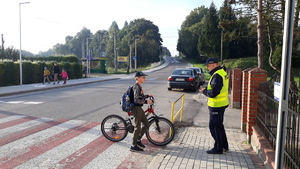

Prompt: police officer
xmin=200 ymin=57 xmax=229 ymax=154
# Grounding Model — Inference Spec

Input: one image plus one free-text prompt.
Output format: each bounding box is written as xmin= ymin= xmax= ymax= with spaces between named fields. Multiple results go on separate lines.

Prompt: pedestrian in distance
xmin=53 ymin=63 xmax=60 ymax=84
xmin=199 ymin=57 xmax=229 ymax=154
xmin=130 ymin=71 xmax=152 ymax=152
xmin=43 ymin=67 xmax=51 ymax=84
xmin=60 ymin=68 xmax=68 ymax=84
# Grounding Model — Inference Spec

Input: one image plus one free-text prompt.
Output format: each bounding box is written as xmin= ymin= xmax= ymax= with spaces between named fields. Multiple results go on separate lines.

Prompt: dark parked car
xmin=167 ymin=68 xmax=200 ymax=91
xmin=186 ymin=67 xmax=205 ymax=85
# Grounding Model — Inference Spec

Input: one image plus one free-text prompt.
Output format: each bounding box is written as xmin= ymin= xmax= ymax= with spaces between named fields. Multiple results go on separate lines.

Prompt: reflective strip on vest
xmin=207 ymin=69 xmax=229 ymax=107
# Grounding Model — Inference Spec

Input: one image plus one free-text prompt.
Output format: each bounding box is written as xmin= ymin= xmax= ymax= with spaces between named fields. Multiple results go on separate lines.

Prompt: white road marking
xmin=0 ymin=101 xmax=44 ymax=104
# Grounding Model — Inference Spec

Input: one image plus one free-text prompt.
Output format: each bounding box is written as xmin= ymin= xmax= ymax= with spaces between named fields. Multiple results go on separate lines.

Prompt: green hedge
xmin=0 ymin=62 xmax=82 ymax=86
xmin=24 ymin=55 xmax=79 ymax=63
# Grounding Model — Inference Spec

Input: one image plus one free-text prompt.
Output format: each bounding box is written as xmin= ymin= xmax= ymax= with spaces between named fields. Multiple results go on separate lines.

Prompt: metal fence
xmin=257 ymin=75 xmax=300 ymax=169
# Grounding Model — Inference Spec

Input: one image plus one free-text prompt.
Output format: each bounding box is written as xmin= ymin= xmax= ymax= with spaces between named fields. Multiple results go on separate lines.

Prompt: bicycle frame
xmin=127 ymin=104 xmax=156 ymax=119
xmin=125 ymin=104 xmax=163 ymax=133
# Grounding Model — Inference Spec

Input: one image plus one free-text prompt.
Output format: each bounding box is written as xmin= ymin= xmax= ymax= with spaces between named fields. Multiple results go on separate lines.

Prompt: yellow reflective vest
xmin=207 ymin=69 xmax=229 ymax=107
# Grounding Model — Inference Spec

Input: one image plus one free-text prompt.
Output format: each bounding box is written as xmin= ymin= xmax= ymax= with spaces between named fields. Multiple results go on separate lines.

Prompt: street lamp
xmin=19 ymin=1 xmax=30 ymax=85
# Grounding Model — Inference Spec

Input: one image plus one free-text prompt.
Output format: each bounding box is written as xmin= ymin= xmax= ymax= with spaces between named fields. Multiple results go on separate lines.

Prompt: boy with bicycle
xmin=130 ymin=71 xmax=153 ymax=152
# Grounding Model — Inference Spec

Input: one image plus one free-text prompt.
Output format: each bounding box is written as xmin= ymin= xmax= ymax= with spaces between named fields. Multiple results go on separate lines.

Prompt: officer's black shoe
xmin=223 ymin=148 xmax=229 ymax=152
xmin=206 ymin=149 xmax=223 ymax=154
xmin=137 ymin=140 xmax=145 ymax=148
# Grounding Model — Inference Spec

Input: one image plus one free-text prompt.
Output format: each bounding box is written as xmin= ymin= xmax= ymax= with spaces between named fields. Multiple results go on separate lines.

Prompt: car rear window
xmin=172 ymin=70 xmax=192 ymax=75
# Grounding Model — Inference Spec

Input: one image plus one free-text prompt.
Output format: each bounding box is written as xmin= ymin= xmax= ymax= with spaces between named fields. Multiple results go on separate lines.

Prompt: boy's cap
xmin=135 ymin=71 xmax=148 ymax=77
xmin=203 ymin=57 xmax=218 ymax=66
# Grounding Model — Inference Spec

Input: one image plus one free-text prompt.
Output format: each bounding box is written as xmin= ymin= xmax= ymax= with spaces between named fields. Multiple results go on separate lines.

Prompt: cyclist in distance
xmin=130 ymin=71 xmax=153 ymax=152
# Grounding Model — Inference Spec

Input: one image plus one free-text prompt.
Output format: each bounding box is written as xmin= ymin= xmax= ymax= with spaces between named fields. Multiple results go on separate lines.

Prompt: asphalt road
xmin=0 ymin=57 xmax=206 ymax=168
xmin=0 ymin=57 xmax=201 ymax=125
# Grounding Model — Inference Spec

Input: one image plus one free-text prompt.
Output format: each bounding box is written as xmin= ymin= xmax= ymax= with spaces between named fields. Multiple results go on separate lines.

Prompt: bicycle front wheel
xmin=101 ymin=114 xmax=128 ymax=142
xmin=146 ymin=117 xmax=175 ymax=146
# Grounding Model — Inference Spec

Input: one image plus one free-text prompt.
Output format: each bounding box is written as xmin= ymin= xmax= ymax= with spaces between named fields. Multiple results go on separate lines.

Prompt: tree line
xmin=53 ymin=18 xmax=168 ymax=70
xmin=178 ymin=1 xmax=300 ymax=72
xmin=0 ymin=18 xmax=171 ymax=71
xmin=177 ymin=3 xmax=257 ymax=63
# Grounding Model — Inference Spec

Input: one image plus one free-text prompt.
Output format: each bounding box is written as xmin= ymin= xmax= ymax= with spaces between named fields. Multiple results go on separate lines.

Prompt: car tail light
xmin=168 ymin=76 xmax=173 ymax=81
xmin=188 ymin=77 xmax=194 ymax=81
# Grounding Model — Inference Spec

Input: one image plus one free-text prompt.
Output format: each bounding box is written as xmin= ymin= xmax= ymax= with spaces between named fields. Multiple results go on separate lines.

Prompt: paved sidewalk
xmin=148 ymin=95 xmax=266 ymax=169
xmin=148 ymin=127 xmax=265 ymax=169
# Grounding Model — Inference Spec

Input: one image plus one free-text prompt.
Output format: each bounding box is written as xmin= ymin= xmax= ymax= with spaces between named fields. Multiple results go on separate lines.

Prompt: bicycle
xmin=101 ymin=96 xmax=175 ymax=146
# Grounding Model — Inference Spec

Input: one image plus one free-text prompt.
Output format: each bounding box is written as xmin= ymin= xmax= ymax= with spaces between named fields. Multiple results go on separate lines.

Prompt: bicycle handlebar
xmin=149 ymin=96 xmax=155 ymax=105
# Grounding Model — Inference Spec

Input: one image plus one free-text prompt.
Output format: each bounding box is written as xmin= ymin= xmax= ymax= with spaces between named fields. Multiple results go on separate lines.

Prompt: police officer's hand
xmin=199 ymin=87 xmax=206 ymax=93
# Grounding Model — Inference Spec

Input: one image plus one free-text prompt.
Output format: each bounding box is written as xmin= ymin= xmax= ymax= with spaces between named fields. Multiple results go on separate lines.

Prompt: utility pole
xmin=81 ymin=37 xmax=85 ymax=59
xmin=221 ymin=30 xmax=223 ymax=64
xmin=275 ymin=0 xmax=295 ymax=168
xmin=98 ymin=33 xmax=103 ymax=57
xmin=135 ymin=38 xmax=137 ymax=70
xmin=129 ymin=44 xmax=132 ymax=73
xmin=1 ymin=34 xmax=4 ymax=61
xmin=114 ymin=34 xmax=117 ymax=72
xmin=86 ymin=37 xmax=93 ymax=77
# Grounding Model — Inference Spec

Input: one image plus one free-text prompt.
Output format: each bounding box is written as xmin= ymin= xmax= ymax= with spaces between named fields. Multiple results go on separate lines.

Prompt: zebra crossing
xmin=0 ymin=113 xmax=157 ymax=169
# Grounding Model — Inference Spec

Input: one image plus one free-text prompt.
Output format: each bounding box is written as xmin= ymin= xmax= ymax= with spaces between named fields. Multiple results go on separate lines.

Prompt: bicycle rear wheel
xmin=101 ymin=114 xmax=128 ymax=142
xmin=146 ymin=117 xmax=175 ymax=146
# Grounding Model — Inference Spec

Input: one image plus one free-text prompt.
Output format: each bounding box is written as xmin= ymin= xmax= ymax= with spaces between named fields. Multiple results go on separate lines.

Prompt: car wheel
xmin=168 ymin=88 xmax=172 ymax=91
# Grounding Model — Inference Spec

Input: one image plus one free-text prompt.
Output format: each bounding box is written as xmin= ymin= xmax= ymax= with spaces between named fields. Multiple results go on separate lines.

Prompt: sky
xmin=0 ymin=0 xmax=223 ymax=56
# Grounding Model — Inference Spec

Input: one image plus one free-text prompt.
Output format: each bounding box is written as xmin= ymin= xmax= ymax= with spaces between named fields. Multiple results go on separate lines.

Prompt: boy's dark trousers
xmin=131 ymin=106 xmax=150 ymax=145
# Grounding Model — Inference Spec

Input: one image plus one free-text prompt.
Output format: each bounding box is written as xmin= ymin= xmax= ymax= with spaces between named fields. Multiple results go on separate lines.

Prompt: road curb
xmin=0 ymin=78 xmax=120 ymax=97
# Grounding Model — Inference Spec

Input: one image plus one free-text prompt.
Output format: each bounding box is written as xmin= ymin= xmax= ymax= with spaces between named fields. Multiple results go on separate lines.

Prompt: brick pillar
xmin=241 ymin=68 xmax=252 ymax=132
xmin=230 ymin=68 xmax=242 ymax=108
xmin=246 ymin=68 xmax=267 ymax=143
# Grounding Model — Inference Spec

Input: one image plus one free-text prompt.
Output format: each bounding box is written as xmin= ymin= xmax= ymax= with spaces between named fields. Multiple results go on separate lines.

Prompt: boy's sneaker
xmin=137 ymin=141 xmax=145 ymax=148
xmin=130 ymin=145 xmax=144 ymax=152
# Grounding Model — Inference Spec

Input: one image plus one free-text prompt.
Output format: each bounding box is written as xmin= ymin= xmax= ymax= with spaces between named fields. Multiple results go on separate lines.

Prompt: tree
xmin=233 ymin=0 xmax=300 ymax=90
xmin=5 ymin=47 xmax=19 ymax=62
xmin=127 ymin=18 xmax=162 ymax=67
xmin=177 ymin=6 xmax=209 ymax=60
xmin=219 ymin=1 xmax=257 ymax=60
xmin=105 ymin=21 xmax=120 ymax=70
xmin=38 ymin=49 xmax=54 ymax=56
xmin=53 ymin=27 xmax=92 ymax=59
xmin=198 ymin=2 xmax=221 ymax=58
xmin=161 ymin=47 xmax=171 ymax=57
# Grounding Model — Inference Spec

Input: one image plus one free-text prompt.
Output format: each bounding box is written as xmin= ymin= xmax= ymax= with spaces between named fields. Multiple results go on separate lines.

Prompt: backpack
xmin=121 ymin=86 xmax=134 ymax=112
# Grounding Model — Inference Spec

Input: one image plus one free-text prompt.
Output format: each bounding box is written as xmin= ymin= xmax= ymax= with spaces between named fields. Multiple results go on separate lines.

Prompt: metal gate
xmin=257 ymin=75 xmax=299 ymax=169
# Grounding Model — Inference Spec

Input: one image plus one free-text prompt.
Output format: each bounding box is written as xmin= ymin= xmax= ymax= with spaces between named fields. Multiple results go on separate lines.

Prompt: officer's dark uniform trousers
xmin=209 ymin=106 xmax=228 ymax=152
